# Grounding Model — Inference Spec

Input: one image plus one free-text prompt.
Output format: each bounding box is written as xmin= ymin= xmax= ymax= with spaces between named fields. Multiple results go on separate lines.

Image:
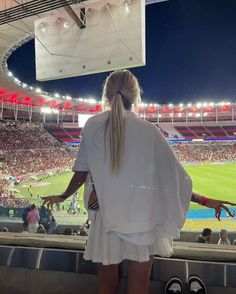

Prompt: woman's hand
xmin=205 ymin=198 xmax=236 ymax=221
xmin=41 ymin=195 xmax=64 ymax=209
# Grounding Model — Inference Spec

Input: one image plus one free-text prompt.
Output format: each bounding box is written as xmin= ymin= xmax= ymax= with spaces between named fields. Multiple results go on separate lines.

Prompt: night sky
xmin=7 ymin=0 xmax=236 ymax=104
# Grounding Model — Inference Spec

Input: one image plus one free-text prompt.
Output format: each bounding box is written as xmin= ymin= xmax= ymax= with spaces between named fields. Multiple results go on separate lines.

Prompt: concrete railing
xmin=0 ymin=233 xmax=236 ymax=293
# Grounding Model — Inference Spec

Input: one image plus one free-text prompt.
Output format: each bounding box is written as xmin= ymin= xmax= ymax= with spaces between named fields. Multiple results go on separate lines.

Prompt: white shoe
xmin=187 ymin=275 xmax=207 ymax=294
xmin=165 ymin=277 xmax=183 ymax=294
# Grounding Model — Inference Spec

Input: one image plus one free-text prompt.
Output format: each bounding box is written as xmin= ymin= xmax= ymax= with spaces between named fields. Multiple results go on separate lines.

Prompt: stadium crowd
xmin=0 ymin=123 xmax=76 ymax=207
xmin=1 ymin=123 xmax=236 ymax=208
xmin=172 ymin=142 xmax=236 ymax=163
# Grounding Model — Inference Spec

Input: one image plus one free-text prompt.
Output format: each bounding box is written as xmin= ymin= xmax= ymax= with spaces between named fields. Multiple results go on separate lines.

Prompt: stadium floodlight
xmin=179 ymin=103 xmax=183 ymax=107
xmin=124 ymin=2 xmax=130 ymax=14
xmin=158 ymin=114 xmax=162 ymax=118
xmin=30 ymin=86 xmax=34 ymax=90
xmin=144 ymin=104 xmax=148 ymax=107
xmin=66 ymin=96 xmax=72 ymax=100
xmin=170 ymin=113 xmax=173 ymax=117
xmin=63 ymin=21 xmax=70 ymax=29
xmin=168 ymin=103 xmax=173 ymax=107
xmin=14 ymin=77 xmax=19 ymax=82
xmin=35 ymin=88 xmax=42 ymax=93
xmin=149 ymin=103 xmax=153 ymax=107
xmin=41 ymin=107 xmax=52 ymax=114
xmin=178 ymin=113 xmax=182 ymax=117
xmin=203 ymin=102 xmax=208 ymax=107
xmin=78 ymin=98 xmax=84 ymax=102
xmin=88 ymin=98 xmax=97 ymax=104
xmin=209 ymin=102 xmax=215 ymax=106
xmin=8 ymin=71 xmax=13 ymax=77
xmin=226 ymin=102 xmax=231 ymax=105
xmin=54 ymin=93 xmax=60 ymax=98
xmin=188 ymin=112 xmax=193 ymax=116
xmin=22 ymin=83 xmax=27 ymax=88
xmin=196 ymin=113 xmax=201 ymax=117
xmin=154 ymin=104 xmax=158 ymax=107
xmin=203 ymin=112 xmax=208 ymax=116
xmin=196 ymin=103 xmax=202 ymax=108
xmin=187 ymin=103 xmax=192 ymax=107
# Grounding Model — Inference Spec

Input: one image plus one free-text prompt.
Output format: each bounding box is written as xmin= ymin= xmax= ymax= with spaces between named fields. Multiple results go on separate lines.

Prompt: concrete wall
xmin=1 ymin=221 xmax=236 ymax=244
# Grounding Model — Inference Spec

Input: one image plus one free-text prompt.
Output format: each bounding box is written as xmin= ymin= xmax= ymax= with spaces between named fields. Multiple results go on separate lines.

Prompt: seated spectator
xmin=1 ymin=227 xmax=8 ymax=232
xmin=39 ymin=205 xmax=50 ymax=231
xmin=37 ymin=224 xmax=47 ymax=234
xmin=79 ymin=227 xmax=88 ymax=236
xmin=47 ymin=210 xmax=58 ymax=234
xmin=195 ymin=228 xmax=212 ymax=243
xmin=63 ymin=228 xmax=73 ymax=235
xmin=218 ymin=229 xmax=231 ymax=245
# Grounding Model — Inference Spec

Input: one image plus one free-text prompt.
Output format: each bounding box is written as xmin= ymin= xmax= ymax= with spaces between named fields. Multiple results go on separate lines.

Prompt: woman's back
xmin=74 ymin=110 xmax=192 ymax=239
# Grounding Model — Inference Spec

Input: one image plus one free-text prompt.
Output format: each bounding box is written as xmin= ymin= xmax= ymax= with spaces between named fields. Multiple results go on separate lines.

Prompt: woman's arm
xmin=191 ymin=192 xmax=236 ymax=221
xmin=42 ymin=171 xmax=88 ymax=208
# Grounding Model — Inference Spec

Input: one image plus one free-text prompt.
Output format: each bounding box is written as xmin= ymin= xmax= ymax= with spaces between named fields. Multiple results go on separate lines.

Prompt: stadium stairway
xmin=0 ymin=233 xmax=236 ymax=294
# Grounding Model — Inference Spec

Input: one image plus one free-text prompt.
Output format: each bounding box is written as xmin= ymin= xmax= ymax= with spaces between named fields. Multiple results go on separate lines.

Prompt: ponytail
xmin=103 ymin=70 xmax=141 ymax=173
xmin=107 ymin=93 xmax=126 ymax=173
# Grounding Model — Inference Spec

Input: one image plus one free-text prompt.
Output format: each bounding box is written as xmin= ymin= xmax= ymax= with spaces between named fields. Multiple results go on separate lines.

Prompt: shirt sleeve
xmin=72 ymin=135 xmax=89 ymax=172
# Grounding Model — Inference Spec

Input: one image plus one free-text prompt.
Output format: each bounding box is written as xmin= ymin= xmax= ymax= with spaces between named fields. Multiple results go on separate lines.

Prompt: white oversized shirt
xmin=73 ymin=111 xmax=192 ymax=245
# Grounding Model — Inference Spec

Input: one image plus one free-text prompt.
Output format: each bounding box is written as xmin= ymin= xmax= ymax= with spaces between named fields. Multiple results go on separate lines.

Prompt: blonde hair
xmin=103 ymin=70 xmax=141 ymax=173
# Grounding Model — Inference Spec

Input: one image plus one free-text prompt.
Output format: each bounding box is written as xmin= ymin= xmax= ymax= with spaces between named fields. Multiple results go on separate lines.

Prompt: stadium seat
xmin=10 ymin=247 xmax=39 ymax=269
xmin=39 ymin=249 xmax=77 ymax=272
xmin=0 ymin=246 xmax=13 ymax=266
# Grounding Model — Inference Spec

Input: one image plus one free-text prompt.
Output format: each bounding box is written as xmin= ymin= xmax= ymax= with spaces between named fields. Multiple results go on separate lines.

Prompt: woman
xmin=27 ymin=204 xmax=40 ymax=233
xmin=43 ymin=70 xmax=235 ymax=294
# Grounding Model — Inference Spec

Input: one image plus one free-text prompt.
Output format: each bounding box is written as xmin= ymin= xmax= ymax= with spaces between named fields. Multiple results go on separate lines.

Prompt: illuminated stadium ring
xmin=0 ymin=1 xmax=234 ymax=121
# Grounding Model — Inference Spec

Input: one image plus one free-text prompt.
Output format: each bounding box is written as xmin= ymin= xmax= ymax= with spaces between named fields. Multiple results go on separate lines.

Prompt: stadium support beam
xmin=145 ymin=0 xmax=168 ymax=4
xmin=0 ymin=0 xmax=167 ymax=25
xmin=63 ymin=2 xmax=86 ymax=29
xmin=0 ymin=0 xmax=87 ymax=26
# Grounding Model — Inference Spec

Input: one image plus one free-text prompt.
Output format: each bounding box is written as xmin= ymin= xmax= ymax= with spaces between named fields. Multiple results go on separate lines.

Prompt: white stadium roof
xmin=0 ymin=0 xmax=167 ymax=108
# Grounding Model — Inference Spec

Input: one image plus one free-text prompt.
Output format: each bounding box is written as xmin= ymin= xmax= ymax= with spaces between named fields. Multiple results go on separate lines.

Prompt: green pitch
xmin=16 ymin=163 xmax=236 ymax=210
xmin=16 ymin=172 xmax=85 ymax=212
xmin=9 ymin=163 xmax=236 ymax=226
xmin=185 ymin=163 xmax=236 ymax=209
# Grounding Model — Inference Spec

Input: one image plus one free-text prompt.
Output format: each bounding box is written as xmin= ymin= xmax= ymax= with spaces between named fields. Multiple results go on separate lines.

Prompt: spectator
xmin=218 ymin=229 xmax=231 ymax=245
xmin=79 ymin=227 xmax=88 ymax=236
xmin=63 ymin=228 xmax=73 ymax=235
xmin=22 ymin=206 xmax=31 ymax=231
xmin=27 ymin=204 xmax=40 ymax=233
xmin=195 ymin=228 xmax=212 ymax=243
xmin=47 ymin=210 xmax=58 ymax=234
xmin=39 ymin=205 xmax=50 ymax=231
xmin=0 ymin=227 xmax=8 ymax=232
xmin=37 ymin=224 xmax=47 ymax=234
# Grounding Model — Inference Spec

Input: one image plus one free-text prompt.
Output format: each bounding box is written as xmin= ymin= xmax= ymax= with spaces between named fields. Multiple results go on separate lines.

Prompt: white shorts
xmin=28 ymin=224 xmax=38 ymax=233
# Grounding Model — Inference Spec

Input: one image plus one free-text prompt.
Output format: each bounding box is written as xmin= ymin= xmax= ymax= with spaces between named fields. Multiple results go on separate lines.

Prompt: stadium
xmin=0 ymin=0 xmax=236 ymax=294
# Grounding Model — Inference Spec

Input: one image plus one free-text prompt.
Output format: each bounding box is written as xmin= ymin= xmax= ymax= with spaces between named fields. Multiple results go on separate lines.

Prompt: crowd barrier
xmin=0 ymin=207 xmax=25 ymax=217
